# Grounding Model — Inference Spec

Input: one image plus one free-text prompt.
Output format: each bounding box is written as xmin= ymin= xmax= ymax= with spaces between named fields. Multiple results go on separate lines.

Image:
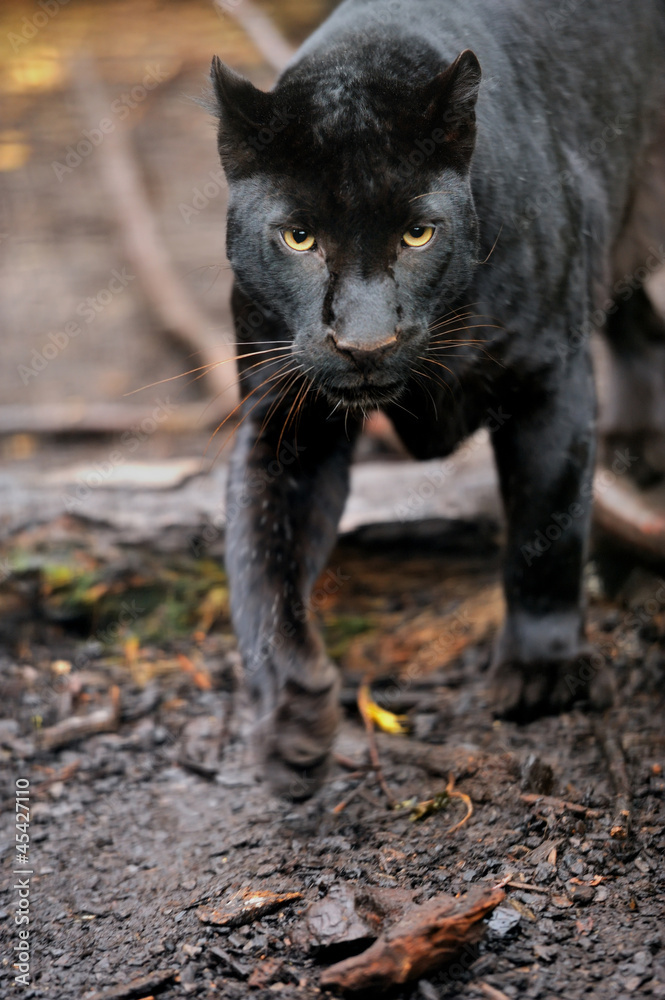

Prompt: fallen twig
xmin=32 ymin=760 xmax=81 ymax=793
xmin=177 ymin=756 xmax=219 ymax=780
xmin=519 ymin=793 xmax=603 ymax=819
xmin=593 ymin=722 xmax=632 ymax=839
xmin=1 ymin=760 xmax=81 ymax=813
xmin=334 ymin=752 xmax=366 ymax=772
xmin=332 ymin=774 xmax=371 ymax=815
xmin=503 ymin=881 xmax=551 ymax=895
xmin=38 ymin=686 xmax=121 ymax=752
xmin=357 ymin=681 xmax=396 ymax=806
xmin=376 ymin=733 xmax=499 ymax=781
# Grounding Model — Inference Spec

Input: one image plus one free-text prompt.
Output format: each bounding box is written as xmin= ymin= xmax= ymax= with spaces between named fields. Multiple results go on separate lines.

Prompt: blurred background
xmin=0 ymin=0 xmax=337 ymax=470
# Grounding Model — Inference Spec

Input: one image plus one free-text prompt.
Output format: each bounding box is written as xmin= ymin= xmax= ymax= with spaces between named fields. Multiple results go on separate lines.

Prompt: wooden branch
xmin=0 ymin=401 xmax=218 ymax=437
xmin=38 ymin=686 xmax=121 ymax=752
xmin=74 ymin=59 xmax=238 ymax=414
xmin=593 ymin=471 xmax=665 ymax=560
xmin=214 ymin=0 xmax=295 ymax=73
xmin=520 ymin=793 xmax=603 ymax=819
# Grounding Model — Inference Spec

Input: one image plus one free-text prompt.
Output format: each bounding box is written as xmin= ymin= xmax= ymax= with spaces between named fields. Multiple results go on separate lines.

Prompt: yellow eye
xmin=402 ymin=225 xmax=434 ymax=248
xmin=283 ymin=229 xmax=316 ymax=251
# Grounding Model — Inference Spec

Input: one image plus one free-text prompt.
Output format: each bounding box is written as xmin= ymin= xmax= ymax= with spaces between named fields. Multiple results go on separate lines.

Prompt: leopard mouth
xmin=321 ymin=380 xmax=404 ymax=411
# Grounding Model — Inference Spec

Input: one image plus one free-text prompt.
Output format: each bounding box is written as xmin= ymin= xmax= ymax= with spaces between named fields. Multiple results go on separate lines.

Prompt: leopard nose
xmin=329 ymin=332 xmax=398 ymax=370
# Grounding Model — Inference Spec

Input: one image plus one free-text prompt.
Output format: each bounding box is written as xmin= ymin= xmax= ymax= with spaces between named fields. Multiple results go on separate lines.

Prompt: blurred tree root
xmin=73 ymin=58 xmax=238 ymax=418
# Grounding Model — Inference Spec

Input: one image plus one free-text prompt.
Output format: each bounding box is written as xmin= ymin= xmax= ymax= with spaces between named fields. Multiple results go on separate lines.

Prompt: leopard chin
xmin=319 ymin=380 xmax=405 ymax=412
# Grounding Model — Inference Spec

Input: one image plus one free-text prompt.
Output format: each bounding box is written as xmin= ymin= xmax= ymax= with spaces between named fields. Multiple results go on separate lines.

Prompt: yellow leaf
xmin=357 ymin=683 xmax=409 ymax=735
xmin=124 ymin=635 xmax=140 ymax=664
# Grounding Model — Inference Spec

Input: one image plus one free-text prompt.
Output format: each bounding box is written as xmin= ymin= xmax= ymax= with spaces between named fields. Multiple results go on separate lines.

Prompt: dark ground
xmin=1 ymin=528 xmax=664 ymax=1000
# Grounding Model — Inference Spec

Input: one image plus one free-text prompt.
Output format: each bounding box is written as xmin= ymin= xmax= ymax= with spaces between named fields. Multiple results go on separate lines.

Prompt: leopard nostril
xmin=328 ymin=332 xmax=398 ymax=369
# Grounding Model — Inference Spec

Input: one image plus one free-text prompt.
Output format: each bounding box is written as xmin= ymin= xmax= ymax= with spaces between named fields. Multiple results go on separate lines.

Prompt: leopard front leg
xmin=226 ymin=406 xmax=359 ymax=798
xmin=489 ymin=346 xmax=612 ymax=717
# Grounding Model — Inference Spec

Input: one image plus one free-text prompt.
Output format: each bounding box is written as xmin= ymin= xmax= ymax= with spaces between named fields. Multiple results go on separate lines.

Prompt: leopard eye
xmin=283 ymin=229 xmax=316 ymax=251
xmin=402 ymin=225 xmax=434 ymax=248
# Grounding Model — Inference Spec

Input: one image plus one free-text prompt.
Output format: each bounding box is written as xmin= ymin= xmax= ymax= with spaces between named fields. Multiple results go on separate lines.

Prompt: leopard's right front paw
xmin=256 ymin=671 xmax=341 ymax=800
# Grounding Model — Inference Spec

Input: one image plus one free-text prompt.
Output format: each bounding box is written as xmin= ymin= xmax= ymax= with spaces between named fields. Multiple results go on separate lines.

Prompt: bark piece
xmin=320 ymin=887 xmax=504 ymax=993
xmin=198 ymin=888 xmax=303 ymax=929
xmin=305 ymin=884 xmax=417 ymax=951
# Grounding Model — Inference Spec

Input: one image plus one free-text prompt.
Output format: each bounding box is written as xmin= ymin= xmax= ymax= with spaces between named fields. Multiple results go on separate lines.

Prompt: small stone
xmin=534 ymin=862 xmax=556 ymax=884
xmin=551 ymin=894 xmax=573 ymax=909
xmin=569 ymin=884 xmax=596 ymax=905
xmin=487 ymin=906 xmax=521 ymax=938
xmin=521 ymin=754 xmax=555 ymax=795
xmin=633 ymin=952 xmax=652 ymax=974
xmin=563 ymin=854 xmax=586 ymax=876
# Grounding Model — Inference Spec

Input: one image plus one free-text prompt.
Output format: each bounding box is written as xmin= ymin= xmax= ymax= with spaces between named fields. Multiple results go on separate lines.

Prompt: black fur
xmin=211 ymin=0 xmax=665 ymax=797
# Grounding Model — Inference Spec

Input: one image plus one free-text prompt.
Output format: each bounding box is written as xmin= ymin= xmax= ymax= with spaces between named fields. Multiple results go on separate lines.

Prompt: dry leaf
xmin=357 ymin=683 xmax=409 ymax=735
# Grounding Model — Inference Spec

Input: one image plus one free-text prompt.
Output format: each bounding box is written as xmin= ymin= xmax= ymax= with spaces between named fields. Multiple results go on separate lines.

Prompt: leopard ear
xmin=423 ymin=49 xmax=481 ymax=157
xmin=210 ymin=56 xmax=274 ymax=173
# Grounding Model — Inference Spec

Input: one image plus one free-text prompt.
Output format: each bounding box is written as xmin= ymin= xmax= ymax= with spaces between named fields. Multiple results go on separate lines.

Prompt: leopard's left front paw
xmin=489 ymin=612 xmax=614 ymax=719
xmin=489 ymin=652 xmax=613 ymax=720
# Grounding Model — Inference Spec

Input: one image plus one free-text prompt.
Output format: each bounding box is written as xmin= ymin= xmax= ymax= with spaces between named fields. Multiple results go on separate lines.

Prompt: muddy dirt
xmin=1 ymin=532 xmax=664 ymax=1000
